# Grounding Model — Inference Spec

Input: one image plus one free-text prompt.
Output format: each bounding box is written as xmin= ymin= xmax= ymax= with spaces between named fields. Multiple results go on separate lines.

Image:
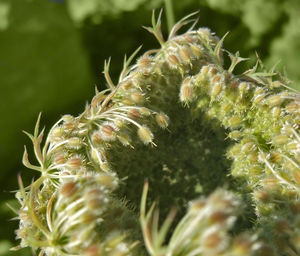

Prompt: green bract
xmin=13 ymin=12 xmax=300 ymax=256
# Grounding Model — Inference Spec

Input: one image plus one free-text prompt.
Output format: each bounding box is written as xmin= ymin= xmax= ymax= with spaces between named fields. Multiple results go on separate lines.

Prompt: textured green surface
xmin=0 ymin=0 xmax=300 ymax=255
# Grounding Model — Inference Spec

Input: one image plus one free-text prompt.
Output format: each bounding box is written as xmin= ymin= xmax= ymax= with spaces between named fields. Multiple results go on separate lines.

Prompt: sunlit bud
xmin=62 ymin=115 xmax=74 ymax=123
xmin=286 ymin=102 xmax=299 ymax=113
xmin=253 ymin=94 xmax=265 ymax=104
xmin=50 ymin=127 xmax=64 ymax=141
xmin=211 ymin=83 xmax=223 ymax=97
xmin=190 ymin=44 xmax=202 ymax=57
xmin=168 ymin=54 xmax=180 ymax=67
xmin=179 ymin=47 xmax=191 ymax=63
xmin=211 ymin=74 xmax=223 ymax=83
xmin=86 ymin=198 xmax=104 ymax=210
xmin=180 ymin=83 xmax=194 ymax=103
xmin=63 ymin=122 xmax=77 ymax=132
xmin=137 ymin=126 xmax=154 ymax=145
xmin=129 ymin=109 xmax=141 ymax=119
xmin=91 ymin=131 xmax=102 ymax=144
xmin=287 ymin=141 xmax=299 ymax=151
xmin=271 ymin=81 xmax=282 ymax=88
xmin=197 ymin=28 xmax=212 ymax=42
xmin=86 ymin=187 xmax=103 ymax=197
xmin=271 ymin=107 xmax=281 ymax=118
xmin=122 ymin=99 xmax=134 ymax=105
xmin=99 ymin=123 xmax=117 ymax=141
xmin=272 ymin=135 xmax=288 ymax=145
xmin=54 ymin=154 xmax=67 ymax=165
xmin=97 ymin=173 xmax=117 ymax=188
xmin=118 ymin=133 xmax=131 ymax=147
xmin=130 ymin=91 xmax=144 ymax=103
xmin=184 ymin=34 xmax=195 ymax=43
xmin=19 ymin=210 xmax=30 ymax=223
xmin=228 ymin=116 xmax=243 ymax=128
xmin=249 ymin=166 xmax=263 ymax=176
xmin=140 ymin=107 xmax=151 ymax=116
xmin=269 ymin=152 xmax=283 ymax=164
xmin=61 ymin=182 xmax=77 ymax=197
xmin=85 ymin=188 xmax=105 ymax=210
xmin=267 ymin=95 xmax=283 ymax=107
xmin=228 ymin=130 xmax=242 ymax=140
xmin=242 ymin=142 xmax=256 ymax=153
xmin=261 ymin=177 xmax=279 ymax=191
xmin=137 ymin=55 xmax=152 ymax=68
xmin=201 ymin=65 xmax=210 ymax=75
xmin=222 ymin=103 xmax=232 ymax=113
xmin=67 ymin=137 xmax=82 ymax=149
xmin=248 ymin=152 xmax=258 ymax=162
xmin=254 ymin=87 xmax=264 ymax=95
xmin=253 ymin=190 xmax=271 ymax=202
xmin=155 ymin=113 xmax=169 ymax=129
xmin=67 ymin=157 xmax=83 ymax=170
xmin=282 ymin=124 xmax=294 ymax=135
xmin=122 ymin=80 xmax=132 ymax=90
xmin=90 ymin=148 xmax=101 ymax=164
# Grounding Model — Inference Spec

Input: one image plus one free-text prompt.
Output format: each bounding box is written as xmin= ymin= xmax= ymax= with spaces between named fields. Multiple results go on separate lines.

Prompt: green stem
xmin=165 ymin=0 xmax=175 ymax=33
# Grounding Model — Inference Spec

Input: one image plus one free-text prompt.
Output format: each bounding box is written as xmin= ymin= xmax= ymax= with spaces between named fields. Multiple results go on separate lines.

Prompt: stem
xmin=165 ymin=0 xmax=175 ymax=33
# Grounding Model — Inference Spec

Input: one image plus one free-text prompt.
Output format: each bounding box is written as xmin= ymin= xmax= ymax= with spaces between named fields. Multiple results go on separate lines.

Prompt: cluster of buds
xmin=140 ymin=184 xmax=262 ymax=256
xmin=14 ymin=11 xmax=300 ymax=256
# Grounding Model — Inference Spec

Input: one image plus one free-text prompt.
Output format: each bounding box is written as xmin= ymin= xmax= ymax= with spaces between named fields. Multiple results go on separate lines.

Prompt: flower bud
xmin=211 ymin=83 xmax=223 ymax=97
xmin=155 ymin=113 xmax=169 ymax=129
xmin=168 ymin=54 xmax=180 ymax=67
xmin=61 ymin=182 xmax=77 ymax=197
xmin=130 ymin=91 xmax=144 ymax=103
xmin=267 ymin=95 xmax=283 ymax=107
xmin=99 ymin=123 xmax=117 ymax=141
xmin=137 ymin=126 xmax=154 ymax=145
xmin=67 ymin=157 xmax=83 ymax=170
xmin=190 ymin=44 xmax=202 ymax=58
xmin=179 ymin=47 xmax=191 ymax=64
xmin=272 ymin=135 xmax=288 ymax=145
xmin=180 ymin=83 xmax=194 ymax=103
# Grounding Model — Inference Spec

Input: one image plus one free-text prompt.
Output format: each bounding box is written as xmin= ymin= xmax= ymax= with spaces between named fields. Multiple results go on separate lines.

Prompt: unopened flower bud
xmin=155 ymin=113 xmax=169 ymax=129
xmin=67 ymin=157 xmax=83 ymax=170
xmin=168 ymin=54 xmax=180 ymax=67
xmin=267 ymin=95 xmax=283 ymax=107
xmin=61 ymin=182 xmax=77 ymax=197
xmin=130 ymin=91 xmax=144 ymax=103
xmin=99 ymin=123 xmax=117 ymax=141
xmin=137 ymin=126 xmax=154 ymax=145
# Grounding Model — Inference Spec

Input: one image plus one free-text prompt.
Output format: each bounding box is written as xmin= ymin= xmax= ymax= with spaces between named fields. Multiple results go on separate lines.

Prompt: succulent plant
xmin=11 ymin=11 xmax=300 ymax=256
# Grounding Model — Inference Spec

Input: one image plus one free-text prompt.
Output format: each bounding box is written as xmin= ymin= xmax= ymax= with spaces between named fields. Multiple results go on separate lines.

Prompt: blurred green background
xmin=0 ymin=0 xmax=299 ymax=255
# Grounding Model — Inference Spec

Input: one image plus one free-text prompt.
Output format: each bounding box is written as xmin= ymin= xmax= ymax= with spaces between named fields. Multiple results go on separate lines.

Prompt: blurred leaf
xmin=0 ymin=0 xmax=92 ymax=183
